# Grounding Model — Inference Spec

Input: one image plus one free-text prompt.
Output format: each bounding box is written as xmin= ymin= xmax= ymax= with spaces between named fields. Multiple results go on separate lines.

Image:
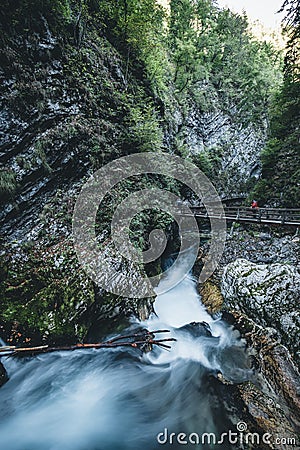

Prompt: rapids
xmin=0 ymin=270 xmax=253 ymax=450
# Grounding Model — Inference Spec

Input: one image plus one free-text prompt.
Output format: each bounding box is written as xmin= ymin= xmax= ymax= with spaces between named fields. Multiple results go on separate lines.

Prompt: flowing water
xmin=0 ymin=269 xmax=254 ymax=450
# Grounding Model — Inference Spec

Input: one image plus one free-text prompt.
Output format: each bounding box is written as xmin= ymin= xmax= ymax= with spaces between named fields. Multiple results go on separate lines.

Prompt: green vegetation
xmin=168 ymin=0 xmax=282 ymax=124
xmin=1 ymin=0 xmax=72 ymax=30
xmin=124 ymin=102 xmax=164 ymax=153
xmin=0 ymin=239 xmax=95 ymax=344
xmin=34 ymin=140 xmax=53 ymax=173
xmin=252 ymin=0 xmax=300 ymax=207
xmin=0 ymin=169 xmax=17 ymax=202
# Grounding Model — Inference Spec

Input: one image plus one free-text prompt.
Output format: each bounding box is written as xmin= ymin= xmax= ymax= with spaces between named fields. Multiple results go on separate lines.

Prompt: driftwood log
xmin=0 ymin=329 xmax=176 ymax=358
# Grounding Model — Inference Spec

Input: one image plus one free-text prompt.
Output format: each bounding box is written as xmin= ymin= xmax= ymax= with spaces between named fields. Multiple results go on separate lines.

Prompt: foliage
xmin=280 ymin=0 xmax=300 ymax=80
xmin=0 ymin=169 xmax=17 ymax=202
xmin=124 ymin=102 xmax=164 ymax=153
xmin=0 ymin=240 xmax=95 ymax=343
xmin=252 ymin=81 xmax=300 ymax=207
xmin=34 ymin=140 xmax=53 ymax=173
xmin=252 ymin=0 xmax=300 ymax=207
xmin=190 ymin=152 xmax=214 ymax=177
xmin=0 ymin=0 xmax=72 ymax=32
xmin=167 ymin=0 xmax=282 ymax=125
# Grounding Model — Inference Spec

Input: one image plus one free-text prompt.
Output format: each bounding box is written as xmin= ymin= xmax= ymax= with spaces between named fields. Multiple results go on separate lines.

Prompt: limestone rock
xmin=222 ymin=259 xmax=300 ymax=364
xmin=181 ymin=82 xmax=266 ymax=197
xmin=220 ymin=311 xmax=300 ymax=448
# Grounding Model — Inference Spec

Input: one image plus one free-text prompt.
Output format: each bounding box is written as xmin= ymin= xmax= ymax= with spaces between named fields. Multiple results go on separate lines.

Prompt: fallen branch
xmin=0 ymin=330 xmax=176 ymax=358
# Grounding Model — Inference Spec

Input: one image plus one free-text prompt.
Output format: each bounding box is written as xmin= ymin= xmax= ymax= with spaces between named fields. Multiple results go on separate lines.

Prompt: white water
xmin=0 ymin=270 xmax=253 ymax=450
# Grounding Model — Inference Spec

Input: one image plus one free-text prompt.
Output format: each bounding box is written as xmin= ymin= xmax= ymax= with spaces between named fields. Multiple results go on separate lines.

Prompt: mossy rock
xmin=199 ymin=280 xmax=224 ymax=314
xmin=0 ymin=239 xmax=96 ymax=344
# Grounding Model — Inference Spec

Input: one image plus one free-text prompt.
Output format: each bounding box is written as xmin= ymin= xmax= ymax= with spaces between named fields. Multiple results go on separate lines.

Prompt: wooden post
xmin=257 ymin=208 xmax=262 ymax=222
xmin=229 ymin=222 xmax=235 ymax=236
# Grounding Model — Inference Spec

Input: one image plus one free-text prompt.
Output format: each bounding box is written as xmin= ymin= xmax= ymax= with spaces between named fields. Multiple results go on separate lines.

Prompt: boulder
xmin=215 ymin=311 xmax=300 ymax=446
xmin=178 ymin=321 xmax=212 ymax=337
xmin=221 ymin=259 xmax=300 ymax=365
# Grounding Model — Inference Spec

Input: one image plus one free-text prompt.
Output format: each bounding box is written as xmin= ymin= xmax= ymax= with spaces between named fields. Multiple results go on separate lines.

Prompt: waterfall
xmin=0 ymin=269 xmax=253 ymax=450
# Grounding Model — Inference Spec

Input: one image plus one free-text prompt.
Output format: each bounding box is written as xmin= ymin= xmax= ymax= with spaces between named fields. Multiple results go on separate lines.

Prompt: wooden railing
xmin=186 ymin=206 xmax=300 ymax=226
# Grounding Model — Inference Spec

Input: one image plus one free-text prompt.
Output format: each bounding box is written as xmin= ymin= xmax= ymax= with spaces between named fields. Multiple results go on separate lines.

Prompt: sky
xmin=216 ymin=0 xmax=285 ymax=29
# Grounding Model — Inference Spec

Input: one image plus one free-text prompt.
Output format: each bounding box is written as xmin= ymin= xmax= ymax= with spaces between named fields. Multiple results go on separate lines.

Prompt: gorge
xmin=0 ymin=1 xmax=299 ymax=449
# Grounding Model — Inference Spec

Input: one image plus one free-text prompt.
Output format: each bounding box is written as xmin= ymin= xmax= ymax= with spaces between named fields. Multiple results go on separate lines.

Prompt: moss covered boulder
xmin=221 ymin=259 xmax=300 ymax=365
xmin=199 ymin=280 xmax=224 ymax=314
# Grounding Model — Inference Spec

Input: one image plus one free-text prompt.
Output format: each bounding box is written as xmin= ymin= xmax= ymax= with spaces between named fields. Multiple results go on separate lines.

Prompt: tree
xmin=280 ymin=0 xmax=300 ymax=80
xmin=252 ymin=0 xmax=300 ymax=207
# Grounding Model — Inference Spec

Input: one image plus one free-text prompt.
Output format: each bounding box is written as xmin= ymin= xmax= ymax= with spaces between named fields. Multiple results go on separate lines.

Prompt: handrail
xmin=184 ymin=205 xmax=300 ymax=227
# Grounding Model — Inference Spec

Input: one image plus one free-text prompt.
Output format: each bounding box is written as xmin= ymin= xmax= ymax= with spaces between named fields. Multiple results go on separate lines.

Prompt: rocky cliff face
xmin=0 ymin=16 xmax=129 ymax=240
xmin=222 ymin=258 xmax=300 ymax=365
xmin=177 ymin=83 xmax=266 ymax=196
xmin=217 ymin=311 xmax=300 ymax=447
xmin=0 ymin=11 xmax=159 ymax=344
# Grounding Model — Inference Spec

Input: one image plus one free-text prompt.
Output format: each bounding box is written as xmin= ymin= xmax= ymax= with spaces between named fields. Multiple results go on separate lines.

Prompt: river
xmin=0 ymin=268 xmax=254 ymax=450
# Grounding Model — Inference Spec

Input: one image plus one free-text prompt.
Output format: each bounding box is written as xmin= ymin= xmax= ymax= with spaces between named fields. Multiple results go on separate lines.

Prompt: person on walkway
xmin=251 ymin=199 xmax=258 ymax=209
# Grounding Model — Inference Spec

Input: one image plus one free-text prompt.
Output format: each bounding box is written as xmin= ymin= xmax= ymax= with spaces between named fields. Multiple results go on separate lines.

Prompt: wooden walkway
xmin=186 ymin=206 xmax=300 ymax=227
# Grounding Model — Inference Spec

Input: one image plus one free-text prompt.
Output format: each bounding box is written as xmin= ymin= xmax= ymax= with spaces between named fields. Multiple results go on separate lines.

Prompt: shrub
xmin=0 ymin=169 xmax=17 ymax=202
